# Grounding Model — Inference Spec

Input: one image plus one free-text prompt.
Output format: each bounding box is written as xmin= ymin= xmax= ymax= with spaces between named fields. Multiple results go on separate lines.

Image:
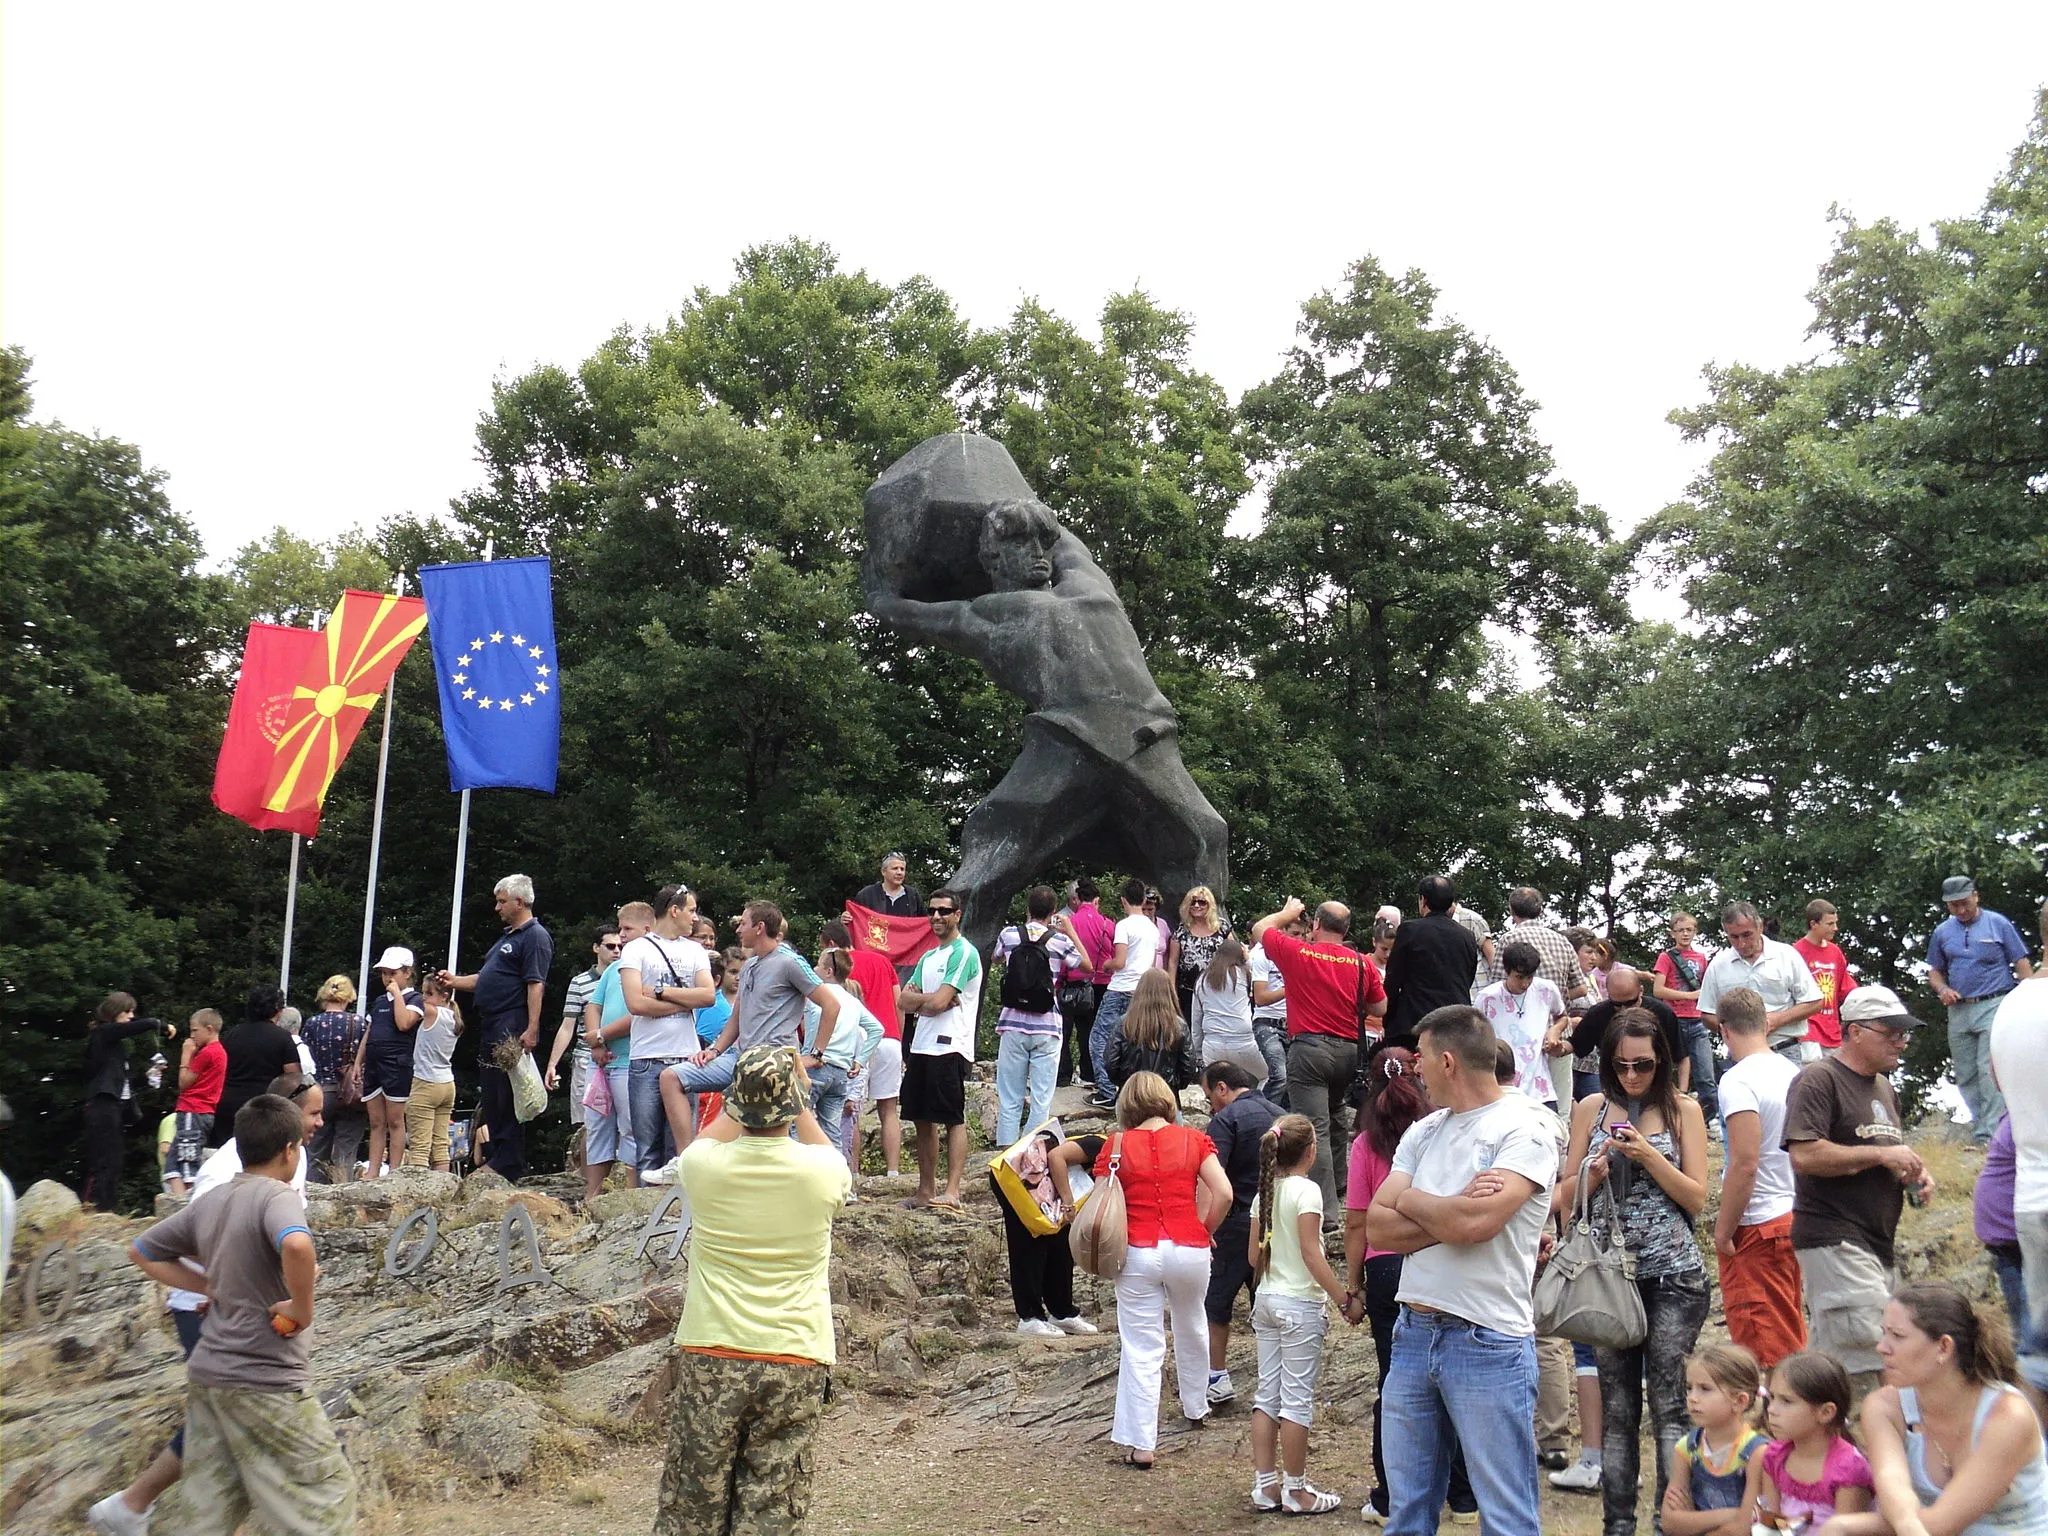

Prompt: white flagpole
xmin=445 ymin=539 xmax=492 ymax=974
xmin=280 ymin=832 xmax=302 ymax=995
xmin=355 ymin=570 xmax=407 ymax=1005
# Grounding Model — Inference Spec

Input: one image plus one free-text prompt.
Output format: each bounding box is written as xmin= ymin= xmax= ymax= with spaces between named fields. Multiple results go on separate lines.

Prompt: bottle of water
xmin=147 ymin=1052 xmax=168 ymax=1091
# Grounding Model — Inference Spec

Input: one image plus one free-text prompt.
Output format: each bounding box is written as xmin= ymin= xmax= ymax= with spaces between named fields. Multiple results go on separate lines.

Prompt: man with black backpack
xmin=991 ymin=886 xmax=1090 ymax=1145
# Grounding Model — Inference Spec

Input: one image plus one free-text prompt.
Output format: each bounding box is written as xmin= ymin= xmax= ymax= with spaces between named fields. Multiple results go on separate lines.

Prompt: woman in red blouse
xmin=1096 ymin=1070 xmax=1234 ymax=1466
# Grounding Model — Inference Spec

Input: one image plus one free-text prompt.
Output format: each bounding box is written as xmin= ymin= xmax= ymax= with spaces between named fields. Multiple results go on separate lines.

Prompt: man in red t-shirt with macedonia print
xmin=1792 ymin=898 xmax=1857 ymax=1052
xmin=1250 ymin=897 xmax=1387 ymax=1214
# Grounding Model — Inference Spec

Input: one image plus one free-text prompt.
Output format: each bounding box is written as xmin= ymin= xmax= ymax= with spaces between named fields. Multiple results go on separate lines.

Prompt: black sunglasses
xmin=927 ymin=907 xmax=958 ymax=918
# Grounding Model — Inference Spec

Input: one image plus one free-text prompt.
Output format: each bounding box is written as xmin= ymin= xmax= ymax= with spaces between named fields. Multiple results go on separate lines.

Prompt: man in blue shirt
xmin=1928 ymin=875 xmax=2035 ymax=1142
xmin=441 ymin=873 xmax=555 ymax=1179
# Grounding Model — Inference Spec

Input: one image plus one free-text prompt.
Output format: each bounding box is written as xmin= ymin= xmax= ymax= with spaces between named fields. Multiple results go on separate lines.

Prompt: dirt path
xmin=361 ymin=1366 xmax=1612 ymax=1536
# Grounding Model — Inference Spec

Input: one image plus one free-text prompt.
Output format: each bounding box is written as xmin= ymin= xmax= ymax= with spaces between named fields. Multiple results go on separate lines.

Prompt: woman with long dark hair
xmin=1190 ymin=939 xmax=1264 ymax=1085
xmin=1342 ymin=1046 xmax=1478 ymax=1522
xmin=1557 ymin=1008 xmax=1710 ymax=1536
xmin=81 ymin=991 xmax=172 ymax=1210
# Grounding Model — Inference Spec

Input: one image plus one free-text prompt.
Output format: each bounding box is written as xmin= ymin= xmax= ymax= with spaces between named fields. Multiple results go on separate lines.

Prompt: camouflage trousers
xmin=154 ymin=1384 xmax=357 ymax=1536
xmin=656 ymin=1349 xmax=830 ymax=1536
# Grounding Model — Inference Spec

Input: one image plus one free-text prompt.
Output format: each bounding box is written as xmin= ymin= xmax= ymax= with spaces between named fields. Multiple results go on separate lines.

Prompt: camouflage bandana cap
xmin=727 ymin=1045 xmax=806 ymax=1128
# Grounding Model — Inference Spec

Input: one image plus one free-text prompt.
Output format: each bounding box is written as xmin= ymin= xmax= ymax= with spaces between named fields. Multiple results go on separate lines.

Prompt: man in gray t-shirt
xmin=666 ymin=902 xmax=839 ymax=1161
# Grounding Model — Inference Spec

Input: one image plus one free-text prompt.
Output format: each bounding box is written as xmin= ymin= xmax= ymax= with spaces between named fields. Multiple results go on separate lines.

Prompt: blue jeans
xmin=1681 ymin=1019 xmax=1719 ymax=1121
xmin=1385 ymin=1308 xmax=1541 ymax=1536
xmin=996 ymin=1029 xmax=1061 ymax=1145
xmin=1253 ymin=1017 xmax=1290 ymax=1107
xmin=807 ymin=1061 xmax=849 ymax=1141
xmin=634 ymin=1050 xmax=735 ymax=1175
xmin=1091 ymin=989 xmax=1133 ymax=1100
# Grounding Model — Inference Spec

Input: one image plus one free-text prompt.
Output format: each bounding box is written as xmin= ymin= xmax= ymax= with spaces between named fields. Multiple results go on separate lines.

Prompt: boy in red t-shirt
xmin=168 ymin=1008 xmax=227 ymax=1195
xmin=1791 ymin=898 xmax=1856 ymax=1052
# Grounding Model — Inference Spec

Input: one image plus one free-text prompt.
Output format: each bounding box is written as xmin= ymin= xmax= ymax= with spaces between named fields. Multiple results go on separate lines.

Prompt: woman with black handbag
xmin=301 ymin=974 xmax=368 ymax=1181
xmin=1554 ymin=1010 xmax=1711 ymax=1535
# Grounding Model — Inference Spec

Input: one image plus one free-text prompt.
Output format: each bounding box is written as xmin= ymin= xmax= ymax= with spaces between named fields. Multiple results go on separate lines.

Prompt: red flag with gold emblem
xmin=214 ymin=624 xmax=325 ymax=835
xmin=257 ymin=589 xmax=428 ymax=822
xmin=844 ymin=900 xmax=939 ymax=972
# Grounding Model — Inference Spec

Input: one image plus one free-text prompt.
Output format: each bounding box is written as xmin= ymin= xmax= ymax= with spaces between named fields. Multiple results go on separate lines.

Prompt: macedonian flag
xmin=258 ymin=589 xmax=428 ymax=820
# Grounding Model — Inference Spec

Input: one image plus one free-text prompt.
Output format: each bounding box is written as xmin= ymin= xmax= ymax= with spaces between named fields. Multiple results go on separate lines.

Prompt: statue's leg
xmin=1109 ymin=740 xmax=1231 ymax=920
xmin=950 ymin=724 xmax=1106 ymax=955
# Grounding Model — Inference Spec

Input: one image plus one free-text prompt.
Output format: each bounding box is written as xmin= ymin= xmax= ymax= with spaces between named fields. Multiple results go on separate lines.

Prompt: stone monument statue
xmin=862 ymin=433 xmax=1229 ymax=951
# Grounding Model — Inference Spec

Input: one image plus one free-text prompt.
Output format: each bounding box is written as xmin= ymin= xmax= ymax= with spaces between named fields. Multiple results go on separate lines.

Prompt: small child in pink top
xmin=1757 ymin=1352 xmax=1872 ymax=1528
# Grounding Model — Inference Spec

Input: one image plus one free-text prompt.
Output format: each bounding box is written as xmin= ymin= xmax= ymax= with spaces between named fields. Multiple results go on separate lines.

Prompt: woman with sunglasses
xmin=1166 ymin=886 xmax=1233 ymax=1023
xmin=1556 ymin=1009 xmax=1711 ymax=1536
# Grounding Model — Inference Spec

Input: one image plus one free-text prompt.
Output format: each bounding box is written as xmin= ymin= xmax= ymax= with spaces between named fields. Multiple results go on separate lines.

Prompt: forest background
xmin=4 ymin=101 xmax=2044 ymax=1208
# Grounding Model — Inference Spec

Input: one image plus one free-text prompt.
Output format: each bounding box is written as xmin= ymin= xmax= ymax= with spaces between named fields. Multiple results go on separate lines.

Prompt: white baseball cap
xmin=373 ymin=946 xmax=415 ymax=972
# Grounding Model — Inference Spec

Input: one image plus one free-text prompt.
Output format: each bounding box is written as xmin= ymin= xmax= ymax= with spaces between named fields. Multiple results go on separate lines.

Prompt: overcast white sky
xmin=6 ymin=4 xmax=2046 ymax=575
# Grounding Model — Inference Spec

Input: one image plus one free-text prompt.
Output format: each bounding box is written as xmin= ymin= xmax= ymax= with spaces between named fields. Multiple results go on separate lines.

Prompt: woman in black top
xmin=81 ymin=991 xmax=171 ymax=1210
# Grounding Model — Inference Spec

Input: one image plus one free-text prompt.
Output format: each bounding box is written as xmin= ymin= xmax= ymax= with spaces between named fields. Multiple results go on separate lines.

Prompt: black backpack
xmin=1000 ymin=926 xmax=1058 ymax=1014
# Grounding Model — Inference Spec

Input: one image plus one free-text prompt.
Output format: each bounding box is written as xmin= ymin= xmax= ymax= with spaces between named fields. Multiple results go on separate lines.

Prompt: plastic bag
xmin=510 ymin=1049 xmax=547 ymax=1122
xmin=580 ymin=1060 xmax=611 ymax=1117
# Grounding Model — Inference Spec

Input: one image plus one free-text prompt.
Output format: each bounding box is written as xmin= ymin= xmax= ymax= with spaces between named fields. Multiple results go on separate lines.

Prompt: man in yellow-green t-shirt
xmin=655 ymin=1045 xmax=850 ymax=1536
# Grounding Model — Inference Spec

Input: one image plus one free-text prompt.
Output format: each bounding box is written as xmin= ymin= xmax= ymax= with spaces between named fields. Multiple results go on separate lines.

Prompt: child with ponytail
xmin=1247 ymin=1113 xmax=1352 ymax=1516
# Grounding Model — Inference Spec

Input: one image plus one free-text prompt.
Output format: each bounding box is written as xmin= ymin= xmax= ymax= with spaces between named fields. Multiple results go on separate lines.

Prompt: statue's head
xmin=977 ymin=498 xmax=1061 ymax=591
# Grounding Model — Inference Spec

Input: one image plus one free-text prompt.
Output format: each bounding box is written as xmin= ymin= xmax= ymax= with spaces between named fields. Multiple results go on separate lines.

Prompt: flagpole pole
xmin=445 ymin=538 xmax=492 ymax=975
xmin=280 ymin=833 xmax=301 ymax=995
xmin=356 ymin=570 xmax=406 ymax=1005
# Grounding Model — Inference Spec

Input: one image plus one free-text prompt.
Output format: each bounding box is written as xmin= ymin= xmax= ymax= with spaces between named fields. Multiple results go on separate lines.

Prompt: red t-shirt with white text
xmin=1259 ymin=928 xmax=1386 ymax=1042
xmin=1793 ymin=937 xmax=1856 ymax=1049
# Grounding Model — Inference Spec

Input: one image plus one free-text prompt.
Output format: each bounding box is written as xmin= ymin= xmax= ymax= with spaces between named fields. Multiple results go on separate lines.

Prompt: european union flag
xmin=418 ymin=556 xmax=560 ymax=793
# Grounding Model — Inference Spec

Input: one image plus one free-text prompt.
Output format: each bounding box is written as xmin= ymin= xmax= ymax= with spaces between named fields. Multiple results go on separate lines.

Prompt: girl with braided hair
xmin=1247 ymin=1113 xmax=1352 ymax=1515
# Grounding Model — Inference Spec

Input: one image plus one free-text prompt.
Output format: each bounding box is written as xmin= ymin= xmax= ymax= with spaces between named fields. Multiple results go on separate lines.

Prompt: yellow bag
xmin=991 ymin=1118 xmax=1066 ymax=1236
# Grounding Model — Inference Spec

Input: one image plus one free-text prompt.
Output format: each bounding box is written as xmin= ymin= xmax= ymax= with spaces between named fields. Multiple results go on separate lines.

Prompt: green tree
xmin=1641 ymin=93 xmax=2048 ymax=1095
xmin=0 ymin=350 xmax=232 ymax=1203
xmin=1237 ymin=257 xmax=1623 ymax=908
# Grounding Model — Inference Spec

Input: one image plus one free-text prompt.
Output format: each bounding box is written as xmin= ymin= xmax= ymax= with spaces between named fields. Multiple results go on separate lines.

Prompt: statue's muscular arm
xmin=866 ymin=591 xmax=991 ymax=651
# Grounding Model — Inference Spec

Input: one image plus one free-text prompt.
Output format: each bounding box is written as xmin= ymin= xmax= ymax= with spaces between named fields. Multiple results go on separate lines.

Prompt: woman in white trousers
xmin=1097 ymin=1070 xmax=1234 ymax=1467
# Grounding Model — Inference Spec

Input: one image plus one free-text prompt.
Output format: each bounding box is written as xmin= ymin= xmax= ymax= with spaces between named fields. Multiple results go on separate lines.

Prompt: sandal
xmin=1280 ymin=1479 xmax=1341 ymax=1516
xmin=1122 ymin=1449 xmax=1155 ymax=1471
xmin=1251 ymin=1471 xmax=1282 ymax=1512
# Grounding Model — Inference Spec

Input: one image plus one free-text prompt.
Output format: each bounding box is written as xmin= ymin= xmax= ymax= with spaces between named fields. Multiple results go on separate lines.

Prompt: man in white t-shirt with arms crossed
xmin=1366 ymin=1005 xmax=1558 ymax=1536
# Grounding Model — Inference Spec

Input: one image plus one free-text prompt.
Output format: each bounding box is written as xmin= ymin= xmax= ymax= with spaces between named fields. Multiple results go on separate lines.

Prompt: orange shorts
xmin=1721 ymin=1213 xmax=1806 ymax=1369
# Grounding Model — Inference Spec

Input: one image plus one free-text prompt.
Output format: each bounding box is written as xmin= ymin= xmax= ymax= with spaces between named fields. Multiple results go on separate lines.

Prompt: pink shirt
xmin=1344 ymin=1134 xmax=1397 ymax=1260
xmin=1653 ymin=947 xmax=1710 ymax=1021
xmin=1761 ymin=1436 xmax=1871 ymax=1524
xmin=1065 ymin=903 xmax=1115 ymax=985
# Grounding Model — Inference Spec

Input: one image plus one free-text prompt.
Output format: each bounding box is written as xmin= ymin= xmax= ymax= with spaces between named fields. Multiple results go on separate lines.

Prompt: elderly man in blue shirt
xmin=1928 ymin=875 xmax=2036 ymax=1142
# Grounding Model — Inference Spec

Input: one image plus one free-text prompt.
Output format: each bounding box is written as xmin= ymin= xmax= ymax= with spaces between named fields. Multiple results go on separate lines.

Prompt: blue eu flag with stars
xmin=419 ymin=556 xmax=560 ymax=793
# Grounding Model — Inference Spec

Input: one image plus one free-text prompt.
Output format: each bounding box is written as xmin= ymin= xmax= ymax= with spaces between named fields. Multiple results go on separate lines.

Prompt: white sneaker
xmin=1051 ymin=1314 xmax=1098 ymax=1335
xmin=1207 ymin=1368 xmax=1236 ymax=1404
xmin=1549 ymin=1456 xmax=1603 ymax=1491
xmin=1017 ymin=1317 xmax=1062 ymax=1337
xmin=88 ymin=1495 xmax=151 ymax=1536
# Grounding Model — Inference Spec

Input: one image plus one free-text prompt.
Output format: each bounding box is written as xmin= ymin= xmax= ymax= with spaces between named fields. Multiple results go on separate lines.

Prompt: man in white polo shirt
xmin=1367 ymin=1005 xmax=1558 ymax=1536
xmin=1698 ymin=900 xmax=1822 ymax=1062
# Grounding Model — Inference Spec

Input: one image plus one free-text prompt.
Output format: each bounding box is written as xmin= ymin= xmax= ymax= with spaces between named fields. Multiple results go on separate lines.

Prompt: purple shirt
xmin=1977 ymin=1113 xmax=2019 ymax=1246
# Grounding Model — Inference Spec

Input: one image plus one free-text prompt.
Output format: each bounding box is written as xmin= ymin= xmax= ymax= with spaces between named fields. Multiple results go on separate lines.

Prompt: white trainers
xmin=1548 ymin=1456 xmax=1603 ymax=1491
xmin=1017 ymin=1317 xmax=1063 ymax=1337
xmin=1051 ymin=1314 xmax=1098 ymax=1335
xmin=88 ymin=1494 xmax=151 ymax=1536
xmin=1207 ymin=1368 xmax=1236 ymax=1404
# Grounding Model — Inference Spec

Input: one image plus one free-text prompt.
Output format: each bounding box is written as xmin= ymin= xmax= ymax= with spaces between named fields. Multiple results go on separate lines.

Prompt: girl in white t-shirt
xmin=403 ymin=976 xmax=463 ymax=1171
xmin=1247 ymin=1114 xmax=1352 ymax=1516
xmin=1190 ymin=940 xmax=1264 ymax=1085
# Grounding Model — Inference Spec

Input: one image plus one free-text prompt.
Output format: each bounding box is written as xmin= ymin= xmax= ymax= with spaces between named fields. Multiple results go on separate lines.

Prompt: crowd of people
xmin=68 ymin=856 xmax=2048 ymax=1536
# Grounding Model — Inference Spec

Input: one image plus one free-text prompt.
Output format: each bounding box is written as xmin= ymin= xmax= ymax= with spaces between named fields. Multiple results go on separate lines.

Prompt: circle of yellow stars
xmin=448 ymin=630 xmax=552 ymax=713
